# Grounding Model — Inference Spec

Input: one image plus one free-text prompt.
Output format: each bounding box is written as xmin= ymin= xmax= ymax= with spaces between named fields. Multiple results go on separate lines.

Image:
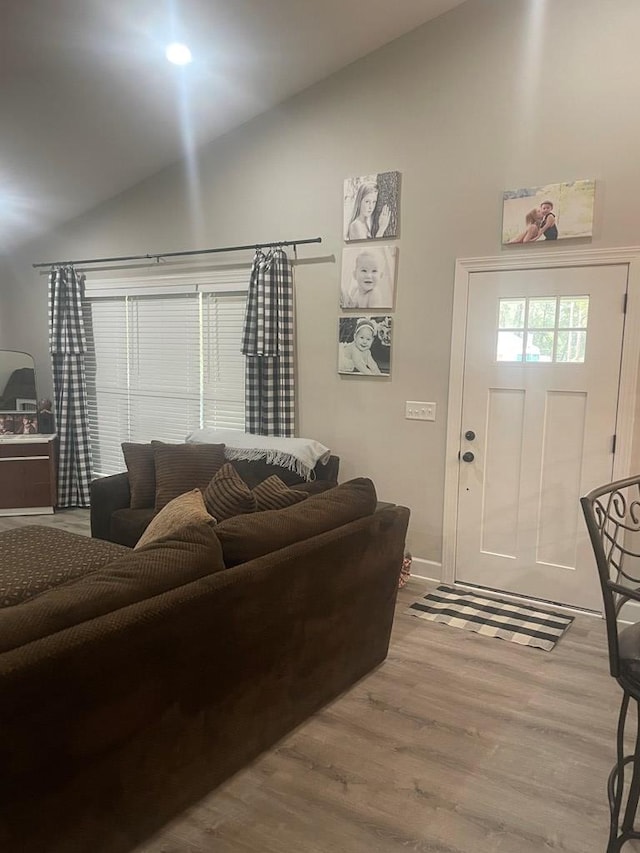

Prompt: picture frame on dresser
xmin=0 ymin=412 xmax=38 ymax=435
xmin=15 ymin=398 xmax=37 ymax=411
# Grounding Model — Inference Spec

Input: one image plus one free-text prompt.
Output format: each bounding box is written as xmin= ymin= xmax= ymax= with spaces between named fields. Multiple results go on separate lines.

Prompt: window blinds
xmin=84 ymin=276 xmax=247 ymax=478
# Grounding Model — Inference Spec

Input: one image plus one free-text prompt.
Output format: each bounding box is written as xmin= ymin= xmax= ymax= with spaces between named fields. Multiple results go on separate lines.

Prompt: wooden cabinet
xmin=0 ymin=436 xmax=57 ymax=515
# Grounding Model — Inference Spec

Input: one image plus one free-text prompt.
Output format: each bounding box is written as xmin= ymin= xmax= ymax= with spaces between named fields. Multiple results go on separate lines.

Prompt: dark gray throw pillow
xmin=122 ymin=442 xmax=156 ymax=509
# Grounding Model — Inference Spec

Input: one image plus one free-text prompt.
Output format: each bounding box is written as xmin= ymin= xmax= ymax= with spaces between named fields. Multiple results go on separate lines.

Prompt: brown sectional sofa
xmin=0 ymin=474 xmax=409 ymax=853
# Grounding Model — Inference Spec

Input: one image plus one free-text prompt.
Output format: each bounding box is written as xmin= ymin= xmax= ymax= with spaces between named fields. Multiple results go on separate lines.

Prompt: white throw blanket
xmin=185 ymin=429 xmax=331 ymax=481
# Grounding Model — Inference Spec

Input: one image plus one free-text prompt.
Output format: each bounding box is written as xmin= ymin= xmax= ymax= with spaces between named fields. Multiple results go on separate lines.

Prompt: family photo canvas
xmin=340 ymin=245 xmax=397 ymax=309
xmin=343 ymin=171 xmax=400 ymax=242
xmin=0 ymin=413 xmax=38 ymax=435
xmin=502 ymin=179 xmax=595 ymax=244
xmin=338 ymin=315 xmax=392 ymax=377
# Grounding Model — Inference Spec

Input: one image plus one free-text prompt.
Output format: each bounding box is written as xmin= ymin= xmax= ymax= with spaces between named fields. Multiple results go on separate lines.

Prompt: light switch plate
xmin=405 ymin=401 xmax=436 ymax=421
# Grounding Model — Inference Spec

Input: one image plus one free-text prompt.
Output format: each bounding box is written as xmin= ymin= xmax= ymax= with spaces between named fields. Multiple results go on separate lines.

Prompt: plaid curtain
xmin=241 ymin=248 xmax=295 ymax=436
xmin=49 ymin=266 xmax=93 ymax=507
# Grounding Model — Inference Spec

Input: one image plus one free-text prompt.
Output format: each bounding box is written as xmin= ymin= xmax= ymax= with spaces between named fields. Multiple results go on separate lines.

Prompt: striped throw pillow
xmin=252 ymin=475 xmax=308 ymax=511
xmin=152 ymin=441 xmax=226 ymax=510
xmin=203 ymin=463 xmax=257 ymax=521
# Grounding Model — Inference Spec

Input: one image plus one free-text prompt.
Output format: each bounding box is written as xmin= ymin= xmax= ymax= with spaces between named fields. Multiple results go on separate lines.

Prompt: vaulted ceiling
xmin=1 ymin=0 xmax=467 ymax=252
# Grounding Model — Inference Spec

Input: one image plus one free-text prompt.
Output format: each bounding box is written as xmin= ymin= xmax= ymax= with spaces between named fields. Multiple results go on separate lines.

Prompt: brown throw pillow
xmin=122 ymin=442 xmax=156 ymax=509
xmin=252 ymin=475 xmax=308 ymax=511
xmin=135 ymin=489 xmax=214 ymax=549
xmin=216 ymin=477 xmax=377 ymax=566
xmin=152 ymin=441 xmax=226 ymax=510
xmin=203 ymin=463 xmax=257 ymax=521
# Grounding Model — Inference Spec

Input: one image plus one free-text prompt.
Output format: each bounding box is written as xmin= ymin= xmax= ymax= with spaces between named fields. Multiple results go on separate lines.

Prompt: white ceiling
xmin=1 ymin=0 xmax=467 ymax=253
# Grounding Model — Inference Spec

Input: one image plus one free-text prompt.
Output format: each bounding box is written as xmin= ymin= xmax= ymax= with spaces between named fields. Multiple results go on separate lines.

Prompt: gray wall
xmin=3 ymin=0 xmax=640 ymax=566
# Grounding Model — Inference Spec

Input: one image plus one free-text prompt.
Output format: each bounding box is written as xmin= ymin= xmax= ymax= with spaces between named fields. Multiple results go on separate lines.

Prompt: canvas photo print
xmin=340 ymin=245 xmax=397 ymax=309
xmin=338 ymin=315 xmax=392 ymax=377
xmin=502 ymin=179 xmax=595 ymax=244
xmin=343 ymin=171 xmax=400 ymax=241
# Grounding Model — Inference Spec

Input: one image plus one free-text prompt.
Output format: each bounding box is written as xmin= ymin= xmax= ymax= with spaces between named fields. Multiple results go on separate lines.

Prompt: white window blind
xmin=84 ymin=298 xmax=130 ymax=476
xmin=84 ymin=273 xmax=247 ymax=477
xmin=202 ymin=293 xmax=246 ymax=429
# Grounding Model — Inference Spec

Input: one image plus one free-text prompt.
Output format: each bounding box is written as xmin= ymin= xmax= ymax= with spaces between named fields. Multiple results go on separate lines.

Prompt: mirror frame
xmin=0 ymin=350 xmax=54 ymax=435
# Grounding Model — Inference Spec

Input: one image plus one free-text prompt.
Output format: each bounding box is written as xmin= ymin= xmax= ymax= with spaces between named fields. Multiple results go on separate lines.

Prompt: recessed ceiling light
xmin=165 ymin=43 xmax=193 ymax=66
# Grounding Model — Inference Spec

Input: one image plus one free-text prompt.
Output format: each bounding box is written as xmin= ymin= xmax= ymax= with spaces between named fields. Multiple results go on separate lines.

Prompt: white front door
xmin=455 ymin=264 xmax=627 ymax=611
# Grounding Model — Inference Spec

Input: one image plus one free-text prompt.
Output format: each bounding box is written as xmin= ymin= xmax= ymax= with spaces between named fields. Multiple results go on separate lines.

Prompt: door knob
xmin=464 ymin=430 xmax=476 ymax=441
xmin=461 ymin=451 xmax=475 ymax=462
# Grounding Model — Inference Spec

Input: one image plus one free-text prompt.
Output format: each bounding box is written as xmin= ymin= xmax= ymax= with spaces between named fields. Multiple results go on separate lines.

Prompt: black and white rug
xmin=406 ymin=585 xmax=574 ymax=651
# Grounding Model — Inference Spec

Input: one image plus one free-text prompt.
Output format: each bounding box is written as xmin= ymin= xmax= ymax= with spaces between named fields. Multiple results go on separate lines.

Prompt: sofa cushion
xmin=252 ymin=475 xmax=308 ymax=511
xmin=0 ymin=523 xmax=226 ymax=652
xmin=121 ymin=443 xmax=156 ymax=509
xmin=110 ymin=508 xmax=157 ymax=548
xmin=152 ymin=441 xmax=226 ymax=510
xmin=0 ymin=526 xmax=129 ymax=608
xmin=135 ymin=489 xmax=214 ymax=550
xmin=215 ymin=477 xmax=377 ymax=566
xmin=290 ymin=481 xmax=336 ymax=497
xmin=203 ymin=463 xmax=257 ymax=521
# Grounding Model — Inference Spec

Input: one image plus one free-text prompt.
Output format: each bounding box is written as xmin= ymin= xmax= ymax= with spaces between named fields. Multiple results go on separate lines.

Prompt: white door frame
xmin=442 ymin=246 xmax=640 ymax=586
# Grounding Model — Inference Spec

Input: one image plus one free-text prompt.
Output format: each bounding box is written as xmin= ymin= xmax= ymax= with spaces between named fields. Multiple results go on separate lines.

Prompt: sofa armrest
xmin=90 ymin=473 xmax=131 ymax=542
xmin=316 ymin=454 xmax=339 ymax=482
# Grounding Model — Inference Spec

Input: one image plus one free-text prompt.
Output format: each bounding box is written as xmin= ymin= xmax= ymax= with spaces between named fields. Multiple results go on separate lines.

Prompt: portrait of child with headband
xmin=338 ymin=316 xmax=392 ymax=376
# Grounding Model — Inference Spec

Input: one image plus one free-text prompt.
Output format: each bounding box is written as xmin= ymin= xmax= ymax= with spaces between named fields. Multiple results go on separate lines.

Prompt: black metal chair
xmin=581 ymin=475 xmax=640 ymax=852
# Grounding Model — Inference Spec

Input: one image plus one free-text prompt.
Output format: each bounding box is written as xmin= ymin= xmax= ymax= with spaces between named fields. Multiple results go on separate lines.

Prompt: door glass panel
xmin=497 ymin=331 xmax=525 ymax=362
xmin=556 ymin=330 xmax=587 ymax=363
xmin=528 ymin=298 xmax=557 ymax=329
xmin=499 ymin=299 xmax=526 ymax=329
xmin=559 ymin=297 xmax=589 ymax=328
xmin=527 ymin=331 xmax=554 ymax=362
xmin=497 ymin=296 xmax=590 ymax=363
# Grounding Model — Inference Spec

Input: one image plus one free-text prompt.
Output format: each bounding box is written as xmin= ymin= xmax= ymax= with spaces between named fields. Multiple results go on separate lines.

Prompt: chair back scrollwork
xmin=581 ymin=475 xmax=640 ymax=680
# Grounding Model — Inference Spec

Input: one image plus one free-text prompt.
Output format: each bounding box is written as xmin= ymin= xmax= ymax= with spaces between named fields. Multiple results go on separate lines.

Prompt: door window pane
xmin=559 ymin=297 xmax=589 ymax=328
xmin=527 ymin=331 xmax=555 ymax=362
xmin=499 ymin=299 xmax=526 ymax=329
xmin=497 ymin=331 xmax=525 ymax=362
xmin=527 ymin=298 xmax=557 ymax=329
xmin=556 ymin=330 xmax=587 ymax=363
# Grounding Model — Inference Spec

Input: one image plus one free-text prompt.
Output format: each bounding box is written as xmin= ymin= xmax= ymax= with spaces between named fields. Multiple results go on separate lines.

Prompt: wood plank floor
xmin=2 ymin=510 xmax=638 ymax=852
xmin=0 ymin=508 xmax=91 ymax=536
xmin=135 ymin=588 xmax=639 ymax=853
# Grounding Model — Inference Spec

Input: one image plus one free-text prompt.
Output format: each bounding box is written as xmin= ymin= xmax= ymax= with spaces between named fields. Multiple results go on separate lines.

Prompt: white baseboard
xmin=408 ymin=556 xmax=442 ymax=584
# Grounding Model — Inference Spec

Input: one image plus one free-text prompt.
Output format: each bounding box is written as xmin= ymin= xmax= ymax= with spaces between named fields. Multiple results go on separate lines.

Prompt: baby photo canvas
xmin=340 ymin=245 xmax=397 ymax=310
xmin=343 ymin=171 xmax=400 ymax=242
xmin=502 ymin=179 xmax=595 ymax=244
xmin=338 ymin=315 xmax=392 ymax=377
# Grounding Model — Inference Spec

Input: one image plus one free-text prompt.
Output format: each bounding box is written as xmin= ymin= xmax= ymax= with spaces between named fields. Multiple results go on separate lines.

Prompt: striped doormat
xmin=406 ymin=585 xmax=574 ymax=651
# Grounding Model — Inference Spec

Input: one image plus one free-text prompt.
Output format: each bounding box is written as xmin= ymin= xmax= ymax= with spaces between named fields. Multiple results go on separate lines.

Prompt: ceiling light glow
xmin=165 ymin=43 xmax=192 ymax=66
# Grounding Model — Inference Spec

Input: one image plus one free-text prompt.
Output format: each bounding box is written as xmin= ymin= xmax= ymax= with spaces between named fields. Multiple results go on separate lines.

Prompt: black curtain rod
xmin=32 ymin=237 xmax=322 ymax=269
